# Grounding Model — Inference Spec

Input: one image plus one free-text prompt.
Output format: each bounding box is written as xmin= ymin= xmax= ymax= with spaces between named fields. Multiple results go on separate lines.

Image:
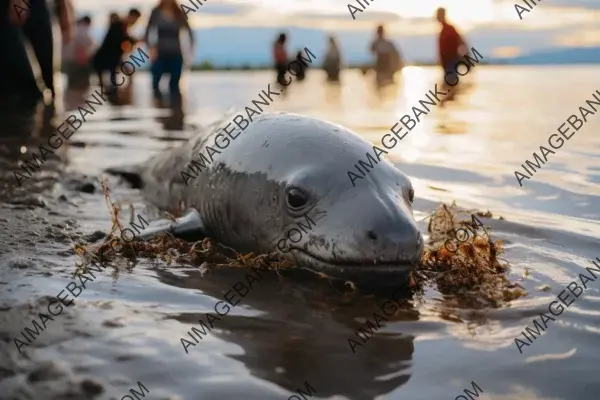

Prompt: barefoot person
xmin=144 ymin=0 xmax=195 ymax=106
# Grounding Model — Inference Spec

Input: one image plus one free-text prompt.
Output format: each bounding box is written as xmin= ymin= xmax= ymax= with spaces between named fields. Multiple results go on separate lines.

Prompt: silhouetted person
xmin=109 ymin=12 xmax=119 ymax=24
xmin=273 ymin=32 xmax=288 ymax=87
xmin=145 ymin=0 xmax=195 ymax=106
xmin=289 ymin=49 xmax=308 ymax=81
xmin=369 ymin=25 xmax=402 ymax=86
xmin=323 ymin=36 xmax=342 ymax=82
xmin=0 ymin=0 xmax=74 ymax=109
xmin=436 ymin=7 xmax=467 ymax=103
xmin=92 ymin=8 xmax=141 ymax=92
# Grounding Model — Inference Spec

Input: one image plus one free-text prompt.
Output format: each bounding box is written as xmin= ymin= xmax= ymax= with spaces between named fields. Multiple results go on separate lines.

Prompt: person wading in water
xmin=323 ymin=36 xmax=342 ymax=83
xmin=436 ymin=7 xmax=467 ymax=105
xmin=92 ymin=8 xmax=141 ymax=94
xmin=273 ymin=32 xmax=288 ymax=88
xmin=369 ymin=24 xmax=402 ymax=87
xmin=144 ymin=0 xmax=195 ymax=107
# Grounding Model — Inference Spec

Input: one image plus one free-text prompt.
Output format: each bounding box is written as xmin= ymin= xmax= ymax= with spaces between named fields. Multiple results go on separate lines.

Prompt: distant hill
xmin=499 ymin=47 xmax=600 ymax=65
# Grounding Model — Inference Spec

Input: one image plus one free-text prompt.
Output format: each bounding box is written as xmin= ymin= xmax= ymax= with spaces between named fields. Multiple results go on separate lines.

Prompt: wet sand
xmin=1 ymin=66 xmax=600 ymax=400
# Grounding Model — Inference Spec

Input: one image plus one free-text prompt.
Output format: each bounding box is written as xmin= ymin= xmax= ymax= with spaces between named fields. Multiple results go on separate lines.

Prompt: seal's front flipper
xmin=140 ymin=208 xmax=206 ymax=242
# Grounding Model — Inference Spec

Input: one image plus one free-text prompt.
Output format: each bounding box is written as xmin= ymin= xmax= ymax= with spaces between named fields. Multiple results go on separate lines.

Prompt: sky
xmin=73 ymin=0 xmax=600 ymax=65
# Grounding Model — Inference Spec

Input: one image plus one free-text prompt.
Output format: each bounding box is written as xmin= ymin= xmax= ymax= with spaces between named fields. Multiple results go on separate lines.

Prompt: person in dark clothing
xmin=273 ymin=33 xmax=288 ymax=87
xmin=92 ymin=8 xmax=141 ymax=92
xmin=323 ymin=36 xmax=342 ymax=83
xmin=370 ymin=24 xmax=402 ymax=87
xmin=144 ymin=0 xmax=194 ymax=105
xmin=291 ymin=49 xmax=307 ymax=81
xmin=0 ymin=0 xmax=73 ymax=108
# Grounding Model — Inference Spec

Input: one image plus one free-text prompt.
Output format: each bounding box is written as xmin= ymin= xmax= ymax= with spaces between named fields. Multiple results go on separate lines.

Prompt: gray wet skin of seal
xmin=128 ymin=112 xmax=424 ymax=283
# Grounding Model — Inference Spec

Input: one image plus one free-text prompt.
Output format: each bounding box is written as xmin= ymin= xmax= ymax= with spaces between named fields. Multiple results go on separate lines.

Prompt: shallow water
xmin=1 ymin=66 xmax=600 ymax=400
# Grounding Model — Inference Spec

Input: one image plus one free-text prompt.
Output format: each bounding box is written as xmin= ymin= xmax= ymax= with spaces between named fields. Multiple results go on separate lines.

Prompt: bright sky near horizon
xmin=73 ymin=0 xmax=600 ymax=60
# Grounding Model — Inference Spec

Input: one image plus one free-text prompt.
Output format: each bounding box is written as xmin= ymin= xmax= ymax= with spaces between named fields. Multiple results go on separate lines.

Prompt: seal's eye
xmin=408 ymin=189 xmax=414 ymax=203
xmin=286 ymin=188 xmax=309 ymax=210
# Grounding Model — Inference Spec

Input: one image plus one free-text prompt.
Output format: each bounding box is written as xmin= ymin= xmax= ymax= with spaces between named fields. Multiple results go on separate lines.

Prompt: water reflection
xmin=0 ymin=102 xmax=57 ymax=159
xmin=368 ymin=78 xmax=400 ymax=109
xmin=0 ymin=101 xmax=65 ymax=192
xmin=435 ymin=109 xmax=469 ymax=135
xmin=156 ymin=103 xmax=186 ymax=132
xmin=63 ymin=87 xmax=89 ymax=112
xmin=159 ymin=267 xmax=418 ymax=399
xmin=5 ymin=68 xmax=600 ymax=400
xmin=323 ymin=83 xmax=342 ymax=107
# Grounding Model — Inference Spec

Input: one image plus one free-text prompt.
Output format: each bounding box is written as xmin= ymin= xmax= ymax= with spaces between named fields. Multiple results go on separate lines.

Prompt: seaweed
xmin=414 ymin=202 xmax=527 ymax=307
xmin=73 ymin=183 xmax=526 ymax=306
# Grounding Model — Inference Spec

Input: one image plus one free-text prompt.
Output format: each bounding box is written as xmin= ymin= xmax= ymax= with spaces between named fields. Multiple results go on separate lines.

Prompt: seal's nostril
xmin=367 ymin=230 xmax=378 ymax=241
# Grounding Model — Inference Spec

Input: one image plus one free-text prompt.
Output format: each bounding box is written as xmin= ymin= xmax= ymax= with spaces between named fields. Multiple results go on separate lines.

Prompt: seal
xmin=108 ymin=112 xmax=424 ymax=285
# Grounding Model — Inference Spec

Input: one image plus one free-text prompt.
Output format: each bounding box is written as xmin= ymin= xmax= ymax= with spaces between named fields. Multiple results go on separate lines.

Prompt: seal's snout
xmin=289 ymin=188 xmax=423 ymax=287
xmin=360 ymin=209 xmax=424 ymax=266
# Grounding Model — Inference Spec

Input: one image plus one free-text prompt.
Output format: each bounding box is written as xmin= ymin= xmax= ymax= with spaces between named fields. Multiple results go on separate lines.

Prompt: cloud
xmin=492 ymin=46 xmax=523 ymax=58
xmin=499 ymin=0 xmax=600 ymax=9
xmin=554 ymin=29 xmax=600 ymax=47
xmin=184 ymin=2 xmax=257 ymax=16
xmin=544 ymin=0 xmax=600 ymax=9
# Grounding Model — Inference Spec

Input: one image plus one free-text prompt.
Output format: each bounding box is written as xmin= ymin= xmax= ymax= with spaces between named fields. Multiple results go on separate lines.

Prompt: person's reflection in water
xmin=0 ymin=101 xmax=66 ymax=188
xmin=374 ymin=78 xmax=400 ymax=103
xmin=160 ymin=267 xmax=418 ymax=399
xmin=323 ymin=83 xmax=342 ymax=109
xmin=63 ymin=86 xmax=89 ymax=111
xmin=157 ymin=102 xmax=185 ymax=131
xmin=435 ymin=106 xmax=469 ymax=135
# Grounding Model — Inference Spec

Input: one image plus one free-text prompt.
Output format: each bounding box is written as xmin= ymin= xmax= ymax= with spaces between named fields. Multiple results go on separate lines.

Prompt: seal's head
xmin=275 ymin=168 xmax=422 ymax=286
xmin=247 ymin=113 xmax=424 ymax=286
xmin=136 ymin=112 xmax=423 ymax=287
